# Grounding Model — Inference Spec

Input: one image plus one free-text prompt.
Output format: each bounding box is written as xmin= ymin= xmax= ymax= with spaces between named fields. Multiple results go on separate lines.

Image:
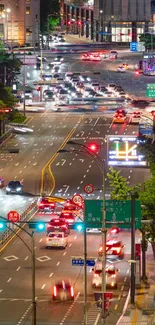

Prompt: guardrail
xmin=0 ymin=129 xmax=12 ymax=145
xmin=0 ymin=201 xmax=38 ymax=246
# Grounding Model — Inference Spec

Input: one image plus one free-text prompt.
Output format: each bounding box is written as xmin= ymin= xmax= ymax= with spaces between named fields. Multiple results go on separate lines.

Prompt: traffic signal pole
xmin=31 ymin=231 xmax=37 ymax=325
xmin=101 ymin=165 xmax=107 ymax=324
xmin=131 ymin=194 xmax=136 ymax=304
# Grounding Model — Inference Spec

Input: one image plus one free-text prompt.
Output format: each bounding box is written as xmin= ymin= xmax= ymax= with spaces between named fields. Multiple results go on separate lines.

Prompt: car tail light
xmin=94 ymin=273 xmax=99 ymax=278
xmin=62 ymin=225 xmax=67 ymax=228
xmin=67 ymin=219 xmax=74 ymax=223
xmin=135 ymin=71 xmax=139 ymax=75
xmin=99 ymin=247 xmax=103 ymax=252
xmin=39 ymin=203 xmax=44 ymax=207
xmin=47 ymin=224 xmax=52 ymax=228
xmin=70 ymin=286 xmax=74 ymax=297
xmin=53 ymin=286 xmax=57 ymax=297
xmin=50 ymin=203 xmax=55 ymax=206
xmin=111 ymin=228 xmax=117 ymax=234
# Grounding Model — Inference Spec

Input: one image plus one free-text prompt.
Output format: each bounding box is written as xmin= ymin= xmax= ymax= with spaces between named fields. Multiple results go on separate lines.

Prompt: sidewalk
xmin=118 ymin=246 xmax=155 ymax=325
xmin=65 ymin=33 xmax=95 ymax=44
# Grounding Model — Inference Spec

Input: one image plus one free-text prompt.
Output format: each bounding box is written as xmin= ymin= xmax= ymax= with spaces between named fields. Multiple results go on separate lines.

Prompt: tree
xmin=107 ymin=167 xmax=140 ymax=200
xmin=139 ymin=33 xmax=155 ymax=50
xmin=138 ymin=137 xmax=155 ymax=174
xmin=0 ymin=84 xmax=17 ymax=109
xmin=0 ymin=43 xmax=21 ymax=86
xmin=48 ymin=17 xmax=59 ymax=32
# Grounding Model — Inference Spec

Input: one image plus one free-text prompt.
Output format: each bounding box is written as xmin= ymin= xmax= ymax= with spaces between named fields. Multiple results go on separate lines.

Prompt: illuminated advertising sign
xmin=107 ymin=136 xmax=147 ymax=167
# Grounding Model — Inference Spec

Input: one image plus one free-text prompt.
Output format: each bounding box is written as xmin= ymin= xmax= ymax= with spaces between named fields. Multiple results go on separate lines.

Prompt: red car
xmin=47 ymin=218 xmax=70 ymax=234
xmin=38 ymin=197 xmax=56 ymax=211
xmin=53 ymin=280 xmax=74 ymax=301
xmin=60 ymin=211 xmax=76 ymax=227
xmin=98 ymin=240 xmax=124 ymax=259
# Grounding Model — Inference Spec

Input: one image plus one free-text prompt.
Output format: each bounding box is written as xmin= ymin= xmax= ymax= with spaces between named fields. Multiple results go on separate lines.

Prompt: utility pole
xmin=84 ymin=213 xmax=87 ymax=325
xmin=23 ymin=50 xmax=26 ymax=116
xmin=131 ymin=194 xmax=136 ymax=304
xmin=101 ymin=164 xmax=106 ymax=324
xmin=31 ymin=231 xmax=36 ymax=325
xmin=141 ymin=231 xmax=147 ymax=281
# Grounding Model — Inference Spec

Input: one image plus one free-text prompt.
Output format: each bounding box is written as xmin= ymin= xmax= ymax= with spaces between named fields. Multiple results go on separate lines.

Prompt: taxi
xmin=129 ymin=111 xmax=141 ymax=124
xmin=46 ymin=232 xmax=68 ymax=249
xmin=113 ymin=111 xmax=126 ymax=123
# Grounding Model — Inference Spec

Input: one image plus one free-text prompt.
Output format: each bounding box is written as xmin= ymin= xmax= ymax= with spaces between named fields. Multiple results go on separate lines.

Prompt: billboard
xmin=107 ymin=136 xmax=147 ymax=167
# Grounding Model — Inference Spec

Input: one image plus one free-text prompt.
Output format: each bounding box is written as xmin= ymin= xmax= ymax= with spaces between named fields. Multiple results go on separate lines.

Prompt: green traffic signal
xmin=0 ymin=221 xmax=6 ymax=231
xmin=28 ymin=222 xmax=46 ymax=232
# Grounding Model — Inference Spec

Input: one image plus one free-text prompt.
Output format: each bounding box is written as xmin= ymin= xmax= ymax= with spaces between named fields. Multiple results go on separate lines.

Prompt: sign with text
xmin=84 ymin=200 xmax=141 ymax=229
xmin=7 ymin=210 xmax=20 ymax=223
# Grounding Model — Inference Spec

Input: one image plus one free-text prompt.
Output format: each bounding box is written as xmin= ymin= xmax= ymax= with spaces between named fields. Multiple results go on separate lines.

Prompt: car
xmin=109 ymin=50 xmax=118 ymax=59
xmin=122 ymin=63 xmax=129 ymax=69
xmin=98 ymin=240 xmax=124 ymax=259
xmin=46 ymin=231 xmax=68 ymax=249
xmin=43 ymin=90 xmax=54 ymax=100
xmin=47 ymin=218 xmax=70 ymax=234
xmin=59 ymin=211 xmax=76 ymax=227
xmin=90 ymin=54 xmax=101 ymax=61
xmin=0 ymin=177 xmax=4 ymax=188
xmin=52 ymin=66 xmax=60 ymax=73
xmin=82 ymin=53 xmax=91 ymax=61
xmin=129 ymin=111 xmax=141 ymax=124
xmin=113 ymin=109 xmax=126 ymax=123
xmin=92 ymin=263 xmax=118 ymax=289
xmin=63 ymin=201 xmax=81 ymax=216
xmin=37 ymin=197 xmax=56 ymax=211
xmin=6 ymin=180 xmax=23 ymax=194
xmin=103 ymin=91 xmax=113 ymax=98
xmin=37 ymin=55 xmax=47 ymax=62
xmin=53 ymin=280 xmax=74 ymax=301
xmin=108 ymin=227 xmax=120 ymax=237
xmin=107 ymin=83 xmax=117 ymax=91
xmin=42 ymin=74 xmax=53 ymax=81
xmin=117 ymin=66 xmax=126 ymax=73
xmin=54 ymin=56 xmax=64 ymax=62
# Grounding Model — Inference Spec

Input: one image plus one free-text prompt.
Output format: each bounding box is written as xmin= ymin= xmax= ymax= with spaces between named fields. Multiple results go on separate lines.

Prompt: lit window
xmin=26 ymin=7 xmax=30 ymax=14
xmin=35 ymin=14 xmax=38 ymax=22
xmin=26 ymin=28 xmax=32 ymax=35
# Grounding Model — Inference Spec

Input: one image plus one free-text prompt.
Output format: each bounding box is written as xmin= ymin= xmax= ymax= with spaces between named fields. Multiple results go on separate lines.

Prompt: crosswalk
xmin=82 ymin=305 xmax=100 ymax=325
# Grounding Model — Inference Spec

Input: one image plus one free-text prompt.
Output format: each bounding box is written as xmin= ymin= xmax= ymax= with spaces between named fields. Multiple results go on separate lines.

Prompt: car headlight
xmin=6 ymin=187 xmax=10 ymax=191
xmin=16 ymin=187 xmax=22 ymax=191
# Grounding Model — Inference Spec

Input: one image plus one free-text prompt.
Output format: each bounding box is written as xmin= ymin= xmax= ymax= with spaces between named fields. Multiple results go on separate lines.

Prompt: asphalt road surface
xmin=0 ymin=45 xmax=152 ymax=325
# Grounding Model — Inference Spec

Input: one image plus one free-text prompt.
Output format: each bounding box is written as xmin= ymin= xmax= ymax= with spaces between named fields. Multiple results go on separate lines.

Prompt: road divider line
xmin=124 ymin=277 xmax=127 ymax=282
xmin=121 ymin=285 xmax=124 ymax=291
xmin=7 ymin=278 xmax=12 ymax=283
xmin=24 ymin=256 xmax=29 ymax=260
xmin=63 ymin=252 xmax=67 ymax=256
xmin=40 ymin=116 xmax=83 ymax=195
xmin=41 ymin=284 xmax=46 ymax=290
xmin=114 ymin=304 xmax=118 ymax=310
xmin=0 ymin=290 xmax=3 ymax=293
xmin=56 ymin=261 xmax=60 ymax=266
xmin=16 ymin=266 xmax=21 ymax=272
xmin=69 ymin=243 xmax=72 ymax=247
xmin=94 ymin=312 xmax=100 ymax=325
xmin=49 ymin=272 xmax=53 ymax=278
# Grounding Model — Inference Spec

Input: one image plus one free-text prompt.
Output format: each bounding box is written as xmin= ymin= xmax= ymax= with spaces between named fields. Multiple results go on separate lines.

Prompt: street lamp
xmin=59 ymin=140 xmax=107 ymax=324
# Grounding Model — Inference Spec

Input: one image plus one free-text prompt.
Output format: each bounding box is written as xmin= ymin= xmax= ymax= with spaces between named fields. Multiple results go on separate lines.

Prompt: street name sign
xmin=71 ymin=256 xmax=96 ymax=267
xmin=130 ymin=42 xmax=138 ymax=52
xmin=84 ymin=200 xmax=141 ymax=229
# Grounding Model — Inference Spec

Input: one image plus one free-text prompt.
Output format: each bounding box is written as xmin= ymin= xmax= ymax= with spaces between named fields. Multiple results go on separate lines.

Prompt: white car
xmin=46 ymin=232 xmax=68 ymax=249
xmin=92 ymin=262 xmax=118 ymax=289
xmin=117 ymin=66 xmax=126 ymax=73
xmin=129 ymin=112 xmax=141 ymax=124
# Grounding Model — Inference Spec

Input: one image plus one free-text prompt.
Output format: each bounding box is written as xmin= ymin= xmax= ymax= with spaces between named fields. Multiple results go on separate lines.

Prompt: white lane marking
xmin=124 ymin=277 xmax=127 ymax=282
xmin=64 ymin=185 xmax=69 ymax=193
xmin=0 ymin=290 xmax=3 ymax=293
xmin=83 ymin=175 xmax=86 ymax=178
xmin=7 ymin=278 xmax=12 ymax=283
xmin=24 ymin=256 xmax=29 ymax=260
xmin=69 ymin=243 xmax=72 ymax=247
xmin=16 ymin=266 xmax=21 ymax=272
xmin=60 ymin=292 xmax=80 ymax=325
xmin=41 ymin=284 xmax=46 ymax=290
xmin=49 ymin=273 xmax=53 ymax=278
xmin=127 ymin=269 xmax=129 ymax=274
xmin=116 ymin=289 xmax=131 ymax=325
xmin=56 ymin=261 xmax=60 ymax=266
xmin=80 ymin=180 xmax=83 ymax=184
xmin=63 ymin=252 xmax=67 ymax=256
xmin=39 ymin=239 xmax=42 ymax=243
xmin=121 ymin=285 xmax=124 ymax=291
xmin=74 ymin=236 xmax=77 ymax=239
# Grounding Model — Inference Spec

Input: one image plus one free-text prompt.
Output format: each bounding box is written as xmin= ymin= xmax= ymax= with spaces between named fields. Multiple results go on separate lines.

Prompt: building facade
xmin=0 ymin=0 xmax=40 ymax=46
xmin=62 ymin=0 xmax=152 ymax=42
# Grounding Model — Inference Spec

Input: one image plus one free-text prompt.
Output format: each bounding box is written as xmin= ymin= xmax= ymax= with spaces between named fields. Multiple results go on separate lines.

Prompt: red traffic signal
xmin=68 ymin=21 xmax=71 ymax=25
xmin=88 ymin=143 xmax=100 ymax=152
xmin=78 ymin=21 xmax=81 ymax=25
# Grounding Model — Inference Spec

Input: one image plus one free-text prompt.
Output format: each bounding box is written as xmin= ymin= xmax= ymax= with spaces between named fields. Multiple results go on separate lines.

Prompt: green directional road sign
xmin=84 ymin=200 xmax=141 ymax=229
xmin=146 ymin=84 xmax=155 ymax=98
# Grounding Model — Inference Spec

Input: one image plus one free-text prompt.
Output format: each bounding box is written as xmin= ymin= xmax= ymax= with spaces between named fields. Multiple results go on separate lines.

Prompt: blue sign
xmin=139 ymin=128 xmax=153 ymax=135
xmin=130 ymin=42 xmax=138 ymax=52
xmin=72 ymin=258 xmax=95 ymax=267
xmin=98 ymin=31 xmax=112 ymax=35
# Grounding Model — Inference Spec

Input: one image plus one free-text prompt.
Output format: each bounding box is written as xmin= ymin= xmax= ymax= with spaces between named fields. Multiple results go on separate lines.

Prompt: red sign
xmin=135 ymin=243 xmax=141 ymax=259
xmin=71 ymin=194 xmax=83 ymax=207
xmin=84 ymin=184 xmax=94 ymax=194
xmin=104 ymin=292 xmax=113 ymax=311
xmin=7 ymin=211 xmax=20 ymax=223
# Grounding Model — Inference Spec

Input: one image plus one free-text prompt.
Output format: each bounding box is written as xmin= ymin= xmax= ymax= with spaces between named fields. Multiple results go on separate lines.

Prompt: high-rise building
xmin=0 ymin=0 xmax=40 ymax=46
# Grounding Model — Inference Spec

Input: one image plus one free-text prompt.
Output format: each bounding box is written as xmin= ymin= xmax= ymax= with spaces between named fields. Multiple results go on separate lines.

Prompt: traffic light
xmin=0 ymin=221 xmax=6 ymax=231
xmin=88 ymin=143 xmax=100 ymax=152
xmin=68 ymin=21 xmax=71 ymax=26
xmin=74 ymin=223 xmax=84 ymax=232
xmin=78 ymin=21 xmax=81 ymax=25
xmin=28 ymin=222 xmax=46 ymax=232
